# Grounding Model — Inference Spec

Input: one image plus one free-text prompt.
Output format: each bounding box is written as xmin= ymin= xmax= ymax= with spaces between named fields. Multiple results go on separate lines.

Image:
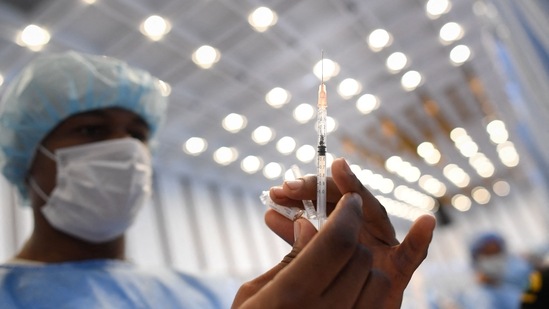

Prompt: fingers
xmin=264 ymin=209 xmax=296 ymax=245
xmin=322 ymin=245 xmax=372 ymax=308
xmin=276 ymin=193 xmax=364 ymax=294
xmin=330 ymin=158 xmax=398 ymax=246
xmin=395 ymin=215 xmax=436 ymax=279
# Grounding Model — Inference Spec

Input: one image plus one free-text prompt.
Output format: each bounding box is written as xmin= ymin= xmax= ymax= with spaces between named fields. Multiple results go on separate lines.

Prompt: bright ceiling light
xmin=356 ymin=93 xmax=380 ymax=114
xmin=385 ymin=155 xmax=403 ymax=173
xmin=241 ymin=155 xmax=263 ymax=174
xmin=140 ymin=15 xmax=171 ymax=41
xmin=386 ymin=52 xmax=408 ymax=73
xmin=379 ymin=178 xmax=395 ymax=194
xmin=157 ymin=80 xmax=171 ymax=97
xmin=213 ymin=147 xmax=238 ymax=165
xmin=486 ymin=120 xmax=509 ymax=144
xmin=276 ymin=136 xmax=297 ymax=155
xmin=497 ymin=141 xmax=520 ymax=167
xmin=183 ymin=137 xmax=207 ymax=155
xmin=450 ymin=45 xmax=471 ymax=65
xmin=417 ymin=142 xmax=442 ymax=165
xmin=452 ymin=194 xmax=471 ymax=212
xmin=426 ymin=0 xmax=452 ymax=19
xmin=469 ymin=153 xmax=495 ymax=178
xmin=222 ymin=113 xmax=247 ymax=133
xmin=337 ymin=78 xmax=362 ymax=99
xmin=472 ymin=186 xmax=491 ymax=205
xmin=296 ymin=144 xmax=315 ymax=163
xmin=493 ymin=180 xmax=510 ymax=197
xmin=326 ymin=116 xmax=338 ymax=133
xmin=419 ymin=175 xmax=446 ymax=197
xmin=450 ymin=127 xmax=468 ymax=142
xmin=263 ymin=162 xmax=283 ymax=179
xmin=368 ymin=28 xmax=392 ymax=52
xmin=457 ymin=139 xmax=478 ymax=158
xmin=313 ymin=58 xmax=340 ymax=81
xmin=248 ymin=6 xmax=278 ymax=32
xmin=252 ymin=126 xmax=274 ymax=145
xmin=401 ymin=70 xmax=422 ymax=91
xmin=0 ymin=74 xmax=4 ymax=87
xmin=81 ymin=0 xmax=96 ymax=4
xmin=265 ymin=87 xmax=291 ymax=108
xmin=293 ymin=103 xmax=315 ymax=123
xmin=17 ymin=24 xmax=50 ymax=51
xmin=192 ymin=45 xmax=221 ymax=69
xmin=439 ymin=22 xmax=464 ymax=43
xmin=443 ymin=164 xmax=470 ymax=187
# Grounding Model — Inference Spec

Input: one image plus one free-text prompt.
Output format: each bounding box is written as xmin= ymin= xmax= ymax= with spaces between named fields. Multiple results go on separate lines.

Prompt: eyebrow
xmin=71 ymin=109 xmax=149 ymax=128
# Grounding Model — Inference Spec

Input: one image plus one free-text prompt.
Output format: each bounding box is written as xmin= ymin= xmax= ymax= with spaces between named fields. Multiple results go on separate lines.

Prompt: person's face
xmin=26 ymin=107 xmax=150 ymax=206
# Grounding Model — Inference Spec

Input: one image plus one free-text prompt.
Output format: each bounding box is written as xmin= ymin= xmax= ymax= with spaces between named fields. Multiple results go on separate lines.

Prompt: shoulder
xmin=521 ymin=267 xmax=549 ymax=308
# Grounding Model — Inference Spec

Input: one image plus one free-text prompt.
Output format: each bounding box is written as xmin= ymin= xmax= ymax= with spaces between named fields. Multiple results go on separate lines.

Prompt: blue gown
xmin=0 ymin=259 xmax=238 ymax=308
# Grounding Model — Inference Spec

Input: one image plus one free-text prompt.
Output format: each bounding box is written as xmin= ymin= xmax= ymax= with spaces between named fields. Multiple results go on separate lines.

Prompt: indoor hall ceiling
xmin=0 ymin=0 xmax=533 ymax=218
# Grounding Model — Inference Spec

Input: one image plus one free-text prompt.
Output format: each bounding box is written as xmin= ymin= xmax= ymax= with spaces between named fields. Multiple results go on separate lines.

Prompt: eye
xmin=76 ymin=125 xmax=108 ymax=137
xmin=130 ymin=130 xmax=149 ymax=142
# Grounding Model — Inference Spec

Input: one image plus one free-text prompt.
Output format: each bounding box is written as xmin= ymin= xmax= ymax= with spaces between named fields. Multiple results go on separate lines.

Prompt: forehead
xmin=61 ymin=107 xmax=148 ymax=125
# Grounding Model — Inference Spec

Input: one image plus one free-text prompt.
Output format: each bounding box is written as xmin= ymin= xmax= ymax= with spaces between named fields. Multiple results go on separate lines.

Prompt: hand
xmin=264 ymin=157 xmax=436 ymax=308
xmin=233 ymin=191 xmax=379 ymax=308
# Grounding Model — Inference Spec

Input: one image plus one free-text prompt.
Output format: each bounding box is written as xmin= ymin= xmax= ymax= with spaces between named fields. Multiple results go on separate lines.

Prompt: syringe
xmin=316 ymin=52 xmax=328 ymax=229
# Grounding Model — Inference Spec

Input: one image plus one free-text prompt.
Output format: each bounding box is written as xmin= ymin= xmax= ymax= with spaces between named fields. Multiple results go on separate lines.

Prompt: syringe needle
xmin=317 ymin=51 xmax=328 ymax=229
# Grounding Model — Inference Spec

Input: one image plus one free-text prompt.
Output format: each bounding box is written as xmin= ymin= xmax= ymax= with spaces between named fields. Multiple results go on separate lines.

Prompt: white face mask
xmin=29 ymin=138 xmax=152 ymax=243
xmin=476 ymin=253 xmax=508 ymax=280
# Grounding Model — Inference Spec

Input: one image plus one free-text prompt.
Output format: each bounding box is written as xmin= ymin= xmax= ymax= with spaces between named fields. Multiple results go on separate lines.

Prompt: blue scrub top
xmin=0 ymin=259 xmax=238 ymax=309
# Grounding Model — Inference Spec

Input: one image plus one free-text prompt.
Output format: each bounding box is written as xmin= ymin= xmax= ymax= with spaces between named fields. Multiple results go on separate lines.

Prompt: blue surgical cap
xmin=470 ymin=232 xmax=506 ymax=259
xmin=0 ymin=51 xmax=168 ymax=198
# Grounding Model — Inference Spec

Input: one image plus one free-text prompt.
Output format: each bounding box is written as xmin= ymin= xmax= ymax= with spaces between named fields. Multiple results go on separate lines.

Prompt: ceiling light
xmin=443 ymin=164 xmax=470 ymax=187
xmin=356 ymin=93 xmax=380 ymax=114
xmin=486 ymin=120 xmax=508 ymax=144
xmin=451 ymin=194 xmax=471 ymax=211
xmin=450 ymin=45 xmax=471 ymax=65
xmin=265 ymin=87 xmax=291 ymax=108
xmin=17 ymin=24 xmax=50 ymax=51
xmin=385 ymin=156 xmax=403 ymax=173
xmin=252 ymin=126 xmax=274 ymax=145
xmin=368 ymin=28 xmax=392 ymax=52
xmin=419 ymin=175 xmax=446 ymax=197
xmin=401 ymin=70 xmax=422 ymax=91
xmin=493 ymin=180 xmax=510 ymax=197
xmin=192 ymin=45 xmax=221 ymax=69
xmin=417 ymin=142 xmax=441 ymax=165
xmin=379 ymin=178 xmax=395 ymax=194
xmin=293 ymin=103 xmax=315 ymax=123
xmin=0 ymin=74 xmax=4 ymax=87
xmin=222 ymin=113 xmax=247 ymax=133
xmin=337 ymin=78 xmax=362 ymax=99
xmin=439 ymin=22 xmax=464 ymax=43
xmin=450 ymin=127 xmax=468 ymax=142
xmin=472 ymin=186 xmax=491 ymax=204
xmin=296 ymin=144 xmax=315 ymax=163
xmin=497 ymin=141 xmax=520 ymax=167
xmin=326 ymin=116 xmax=338 ymax=133
xmin=313 ymin=58 xmax=340 ymax=81
xmin=263 ymin=162 xmax=283 ymax=179
xmin=386 ymin=52 xmax=408 ymax=73
xmin=183 ymin=137 xmax=207 ymax=155
xmin=140 ymin=15 xmax=171 ymax=41
xmin=157 ymin=80 xmax=171 ymax=97
xmin=469 ymin=153 xmax=495 ymax=178
xmin=248 ymin=6 xmax=278 ymax=32
xmin=81 ymin=0 xmax=96 ymax=4
xmin=213 ymin=147 xmax=238 ymax=165
xmin=426 ymin=0 xmax=452 ymax=19
xmin=241 ymin=155 xmax=263 ymax=174
xmin=276 ymin=136 xmax=296 ymax=155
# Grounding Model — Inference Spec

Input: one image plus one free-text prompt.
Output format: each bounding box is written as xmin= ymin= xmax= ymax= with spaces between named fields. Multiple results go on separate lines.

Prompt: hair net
xmin=0 ymin=51 xmax=168 ymax=198
xmin=470 ymin=232 xmax=506 ymax=260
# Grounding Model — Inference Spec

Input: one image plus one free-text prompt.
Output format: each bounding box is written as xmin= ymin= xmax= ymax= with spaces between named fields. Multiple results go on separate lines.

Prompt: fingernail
xmin=271 ymin=186 xmax=284 ymax=198
xmin=285 ymin=179 xmax=304 ymax=190
xmin=294 ymin=220 xmax=301 ymax=242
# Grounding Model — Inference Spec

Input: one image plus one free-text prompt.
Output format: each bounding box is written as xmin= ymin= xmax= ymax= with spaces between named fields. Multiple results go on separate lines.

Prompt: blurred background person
xmin=456 ymin=232 xmax=533 ymax=309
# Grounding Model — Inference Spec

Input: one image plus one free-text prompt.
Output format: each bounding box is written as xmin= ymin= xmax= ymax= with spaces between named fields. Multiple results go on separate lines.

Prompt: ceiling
xmin=0 ymin=0 xmax=535 ymax=217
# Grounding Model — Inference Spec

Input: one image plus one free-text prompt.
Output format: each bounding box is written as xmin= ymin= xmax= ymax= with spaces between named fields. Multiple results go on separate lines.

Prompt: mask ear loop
xmin=28 ymin=177 xmax=50 ymax=202
xmin=26 ymin=145 xmax=57 ymax=203
xmin=38 ymin=145 xmax=56 ymax=161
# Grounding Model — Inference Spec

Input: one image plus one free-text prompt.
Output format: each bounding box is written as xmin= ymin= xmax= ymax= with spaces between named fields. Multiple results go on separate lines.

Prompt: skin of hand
xmin=232 ymin=158 xmax=436 ymax=308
